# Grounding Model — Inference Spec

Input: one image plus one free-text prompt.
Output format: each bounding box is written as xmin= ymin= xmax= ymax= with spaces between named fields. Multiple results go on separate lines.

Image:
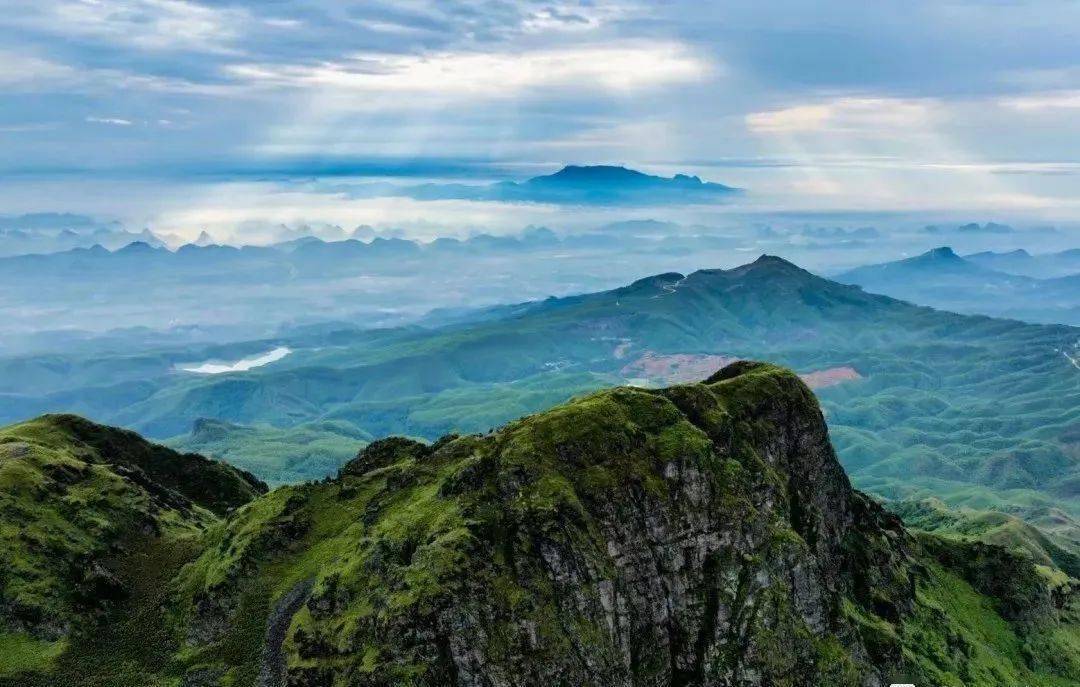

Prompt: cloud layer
xmin=0 ymin=0 xmax=1078 ymax=218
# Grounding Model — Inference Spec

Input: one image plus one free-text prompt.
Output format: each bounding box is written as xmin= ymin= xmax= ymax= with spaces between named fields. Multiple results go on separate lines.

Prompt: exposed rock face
xmin=177 ymin=363 xmax=926 ymax=685
xmin=5 ymin=365 xmax=1078 ymax=686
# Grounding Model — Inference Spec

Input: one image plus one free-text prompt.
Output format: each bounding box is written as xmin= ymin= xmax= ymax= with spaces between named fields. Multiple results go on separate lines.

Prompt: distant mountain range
xmin=342 ymin=164 xmax=741 ymax=205
xmin=0 ymin=223 xmax=755 ymax=358
xmin=3 ymin=255 xmax=1077 ymax=548
xmin=0 ymin=225 xmax=738 ymax=312
xmin=835 ymin=246 xmax=1080 ymax=325
xmin=967 ymin=247 xmax=1080 ymax=278
xmin=0 ymin=224 xmax=170 ymax=257
xmin=923 ymin=221 xmax=1016 ymax=235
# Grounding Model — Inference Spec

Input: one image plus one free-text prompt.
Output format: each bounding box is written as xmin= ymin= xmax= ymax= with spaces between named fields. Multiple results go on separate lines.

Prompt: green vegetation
xmin=0 ymin=634 xmax=65 ymax=676
xmin=2 ymin=257 xmax=1080 ymax=683
xmin=0 ymin=415 xmax=263 ymax=685
xmin=2 ymin=365 xmax=1078 ymax=685
xmin=4 ymin=258 xmax=1078 ymax=554
xmin=890 ymin=497 xmax=1080 ymax=578
xmin=897 ymin=546 xmax=1080 ymax=687
xmin=167 ymin=418 xmax=373 ymax=486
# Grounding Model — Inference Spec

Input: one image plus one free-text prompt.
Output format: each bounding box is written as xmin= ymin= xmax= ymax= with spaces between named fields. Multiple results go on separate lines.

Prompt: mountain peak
xmin=724 ymin=253 xmax=809 ymax=279
xmin=170 ymin=364 xmax=917 ymax=684
xmin=538 ymin=164 xmax=717 ymax=188
xmin=752 ymin=253 xmax=801 ymax=267
xmin=116 ymin=240 xmax=157 ymax=253
xmin=923 ymin=246 xmax=960 ymax=260
xmin=545 ymin=165 xmax=649 ymax=182
xmin=523 ymin=165 xmax=737 ymax=196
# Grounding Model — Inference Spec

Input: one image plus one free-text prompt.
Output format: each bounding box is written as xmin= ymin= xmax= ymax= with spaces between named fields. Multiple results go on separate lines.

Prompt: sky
xmin=2 ymin=0 xmax=1080 ymax=235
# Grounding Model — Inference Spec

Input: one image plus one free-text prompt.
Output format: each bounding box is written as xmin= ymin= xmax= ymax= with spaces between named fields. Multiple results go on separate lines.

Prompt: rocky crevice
xmin=257 ymin=578 xmax=314 ymax=687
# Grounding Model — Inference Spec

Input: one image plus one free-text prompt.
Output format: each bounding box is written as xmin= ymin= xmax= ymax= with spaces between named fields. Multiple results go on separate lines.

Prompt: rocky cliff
xmin=170 ymin=362 xmax=1078 ymax=687
xmin=2 ymin=365 xmax=1076 ymax=686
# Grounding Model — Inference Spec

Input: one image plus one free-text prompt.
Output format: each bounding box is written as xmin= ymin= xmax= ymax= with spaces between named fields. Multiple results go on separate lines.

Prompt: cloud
xmin=1002 ymin=90 xmax=1080 ymax=111
xmin=0 ymin=49 xmax=229 ymax=96
xmin=744 ymin=105 xmax=833 ymax=134
xmin=227 ymin=43 xmax=709 ymax=101
xmin=0 ymin=51 xmax=77 ymax=87
xmin=86 ymin=116 xmax=134 ymax=126
xmin=746 ymin=98 xmax=936 ymax=134
xmin=25 ymin=0 xmax=244 ymax=53
xmin=522 ymin=4 xmax=612 ymax=33
xmin=2 ymin=0 xmax=1080 ymax=219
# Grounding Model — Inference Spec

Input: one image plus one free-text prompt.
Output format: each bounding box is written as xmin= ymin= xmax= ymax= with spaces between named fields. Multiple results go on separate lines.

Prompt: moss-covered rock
xmin=6 ymin=366 xmax=1079 ymax=686
xmin=0 ymin=414 xmax=265 ymax=683
xmin=169 ymin=362 xmax=1080 ymax=686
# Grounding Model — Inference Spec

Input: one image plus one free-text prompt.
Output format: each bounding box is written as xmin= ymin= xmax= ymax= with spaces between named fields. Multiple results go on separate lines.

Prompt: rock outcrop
xmin=173 ymin=362 xmax=1079 ymax=686
xmin=4 ymin=366 xmax=1077 ymax=686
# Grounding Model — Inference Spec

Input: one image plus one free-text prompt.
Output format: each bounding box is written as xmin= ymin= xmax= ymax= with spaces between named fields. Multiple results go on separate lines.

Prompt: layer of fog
xmin=178 ymin=347 xmax=292 ymax=374
xmin=2 ymin=183 xmax=1079 ymax=359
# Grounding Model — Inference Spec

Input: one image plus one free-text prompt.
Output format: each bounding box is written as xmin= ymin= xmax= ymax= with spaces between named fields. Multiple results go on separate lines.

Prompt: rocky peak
xmin=7 ymin=369 xmax=1075 ymax=685
xmin=177 ymin=363 xmax=924 ymax=685
xmin=539 ymin=165 xmax=650 ymax=184
xmin=923 ymin=246 xmax=960 ymax=261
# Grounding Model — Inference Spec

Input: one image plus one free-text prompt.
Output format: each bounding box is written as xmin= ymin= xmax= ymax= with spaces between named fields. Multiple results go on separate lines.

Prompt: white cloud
xmin=1002 ymin=90 xmax=1080 ymax=111
xmin=15 ymin=0 xmax=244 ymax=53
xmin=0 ymin=123 xmax=59 ymax=133
xmin=746 ymin=98 xmax=935 ymax=134
xmin=0 ymin=48 xmax=233 ymax=96
xmin=227 ymin=43 xmax=710 ymax=100
xmin=521 ymin=4 xmax=607 ymax=33
xmin=744 ymin=104 xmax=833 ymax=134
xmin=86 ymin=116 xmax=134 ymax=125
xmin=0 ymin=52 xmax=77 ymax=87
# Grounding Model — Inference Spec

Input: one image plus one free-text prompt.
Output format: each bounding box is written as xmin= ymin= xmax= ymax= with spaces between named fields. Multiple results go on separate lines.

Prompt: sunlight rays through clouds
xmin=0 ymin=0 xmax=1078 ymax=227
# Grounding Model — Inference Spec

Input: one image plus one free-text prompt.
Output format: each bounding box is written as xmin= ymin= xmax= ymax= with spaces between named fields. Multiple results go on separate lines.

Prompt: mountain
xmin=838 ymin=245 xmax=1015 ymax=280
xmin=175 ymin=417 xmax=373 ymax=486
xmin=836 ymin=246 xmax=1080 ymax=325
xmin=193 ymin=231 xmax=217 ymax=247
xmin=6 ymin=255 xmax=1080 ymax=530
xmin=0 ymin=227 xmax=161 ymax=257
xmin=0 ymin=415 xmax=264 ymax=681
xmin=3 ymin=365 xmax=1077 ymax=685
xmin=0 ymin=224 xmax=744 ymax=357
xmin=967 ymin=248 xmax=1080 ymax=279
xmin=354 ymin=165 xmax=740 ymax=205
xmin=506 ymin=164 xmax=739 ymax=203
xmin=890 ymin=497 xmax=1080 ymax=578
xmin=922 ymin=222 xmax=1016 ymax=235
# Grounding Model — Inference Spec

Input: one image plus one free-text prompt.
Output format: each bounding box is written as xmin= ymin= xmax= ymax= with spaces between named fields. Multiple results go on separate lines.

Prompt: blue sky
xmin=2 ymin=0 xmax=1079 ymax=230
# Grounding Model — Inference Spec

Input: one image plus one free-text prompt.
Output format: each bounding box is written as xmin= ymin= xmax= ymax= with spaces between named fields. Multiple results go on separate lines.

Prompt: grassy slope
xmin=166 ymin=418 xmax=373 ymax=486
xmin=0 ymin=415 xmax=264 ymax=683
xmin=168 ymin=365 xmax=1079 ymax=686
xmin=889 ymin=497 xmax=1080 ymax=578
xmin=898 ymin=558 xmax=1079 ymax=687
xmin=2 ymin=257 xmax=1078 ymax=533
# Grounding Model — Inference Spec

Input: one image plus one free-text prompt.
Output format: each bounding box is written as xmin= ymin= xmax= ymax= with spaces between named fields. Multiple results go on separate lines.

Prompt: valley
xmin=4 ymin=1 xmax=1080 ymax=682
xmin=2 ymin=256 xmax=1076 ymax=552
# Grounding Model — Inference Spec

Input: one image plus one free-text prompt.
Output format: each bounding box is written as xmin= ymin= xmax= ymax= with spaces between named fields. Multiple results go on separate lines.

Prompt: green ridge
xmin=2 ymin=365 xmax=1077 ymax=686
xmin=0 ymin=415 xmax=264 ymax=684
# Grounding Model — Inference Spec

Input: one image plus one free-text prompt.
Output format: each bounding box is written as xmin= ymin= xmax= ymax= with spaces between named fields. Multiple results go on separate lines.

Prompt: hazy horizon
xmin=2 ymin=1 xmax=1080 ymax=238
